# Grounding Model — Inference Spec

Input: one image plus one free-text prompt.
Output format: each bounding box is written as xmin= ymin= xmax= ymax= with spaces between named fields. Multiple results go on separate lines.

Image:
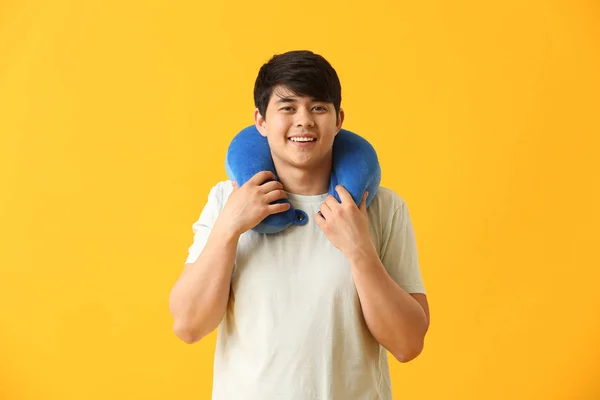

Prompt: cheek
xmin=317 ymin=115 xmax=338 ymax=130
xmin=264 ymin=124 xmax=287 ymax=146
xmin=323 ymin=135 xmax=337 ymax=147
xmin=269 ymin=119 xmax=291 ymax=137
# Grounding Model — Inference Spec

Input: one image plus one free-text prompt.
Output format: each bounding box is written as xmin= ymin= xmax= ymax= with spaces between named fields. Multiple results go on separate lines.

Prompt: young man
xmin=169 ymin=50 xmax=430 ymax=400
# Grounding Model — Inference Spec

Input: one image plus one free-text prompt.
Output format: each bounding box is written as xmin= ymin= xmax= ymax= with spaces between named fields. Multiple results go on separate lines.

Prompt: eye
xmin=279 ymin=106 xmax=294 ymax=112
xmin=312 ymin=106 xmax=327 ymax=112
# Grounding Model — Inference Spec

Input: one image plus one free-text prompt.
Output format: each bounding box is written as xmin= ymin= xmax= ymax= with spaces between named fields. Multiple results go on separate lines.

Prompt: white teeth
xmin=290 ymin=137 xmax=315 ymax=142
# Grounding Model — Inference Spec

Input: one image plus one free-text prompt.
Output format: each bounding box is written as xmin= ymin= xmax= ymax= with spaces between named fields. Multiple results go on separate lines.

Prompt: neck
xmin=274 ymin=157 xmax=332 ymax=196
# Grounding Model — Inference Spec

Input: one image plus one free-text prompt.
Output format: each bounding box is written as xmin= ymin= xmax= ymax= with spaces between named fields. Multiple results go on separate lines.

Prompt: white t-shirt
xmin=185 ymin=180 xmax=426 ymax=400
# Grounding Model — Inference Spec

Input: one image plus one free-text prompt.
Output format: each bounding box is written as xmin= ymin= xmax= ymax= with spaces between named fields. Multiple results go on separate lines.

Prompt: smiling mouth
xmin=289 ymin=137 xmax=317 ymax=143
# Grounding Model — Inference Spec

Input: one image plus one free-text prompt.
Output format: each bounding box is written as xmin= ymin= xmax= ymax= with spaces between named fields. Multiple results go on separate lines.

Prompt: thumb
xmin=232 ymin=181 xmax=239 ymax=190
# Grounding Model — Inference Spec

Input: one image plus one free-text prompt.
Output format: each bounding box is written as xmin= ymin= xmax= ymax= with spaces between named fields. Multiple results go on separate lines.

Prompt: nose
xmin=294 ymin=107 xmax=315 ymax=128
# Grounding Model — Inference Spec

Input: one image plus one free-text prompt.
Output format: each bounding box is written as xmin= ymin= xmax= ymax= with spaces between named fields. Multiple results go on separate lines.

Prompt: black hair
xmin=253 ymin=50 xmax=342 ymax=120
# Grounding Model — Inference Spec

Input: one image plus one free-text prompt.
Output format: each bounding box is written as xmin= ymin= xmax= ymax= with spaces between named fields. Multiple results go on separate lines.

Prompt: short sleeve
xmin=380 ymin=202 xmax=426 ymax=294
xmin=184 ymin=182 xmax=229 ymax=264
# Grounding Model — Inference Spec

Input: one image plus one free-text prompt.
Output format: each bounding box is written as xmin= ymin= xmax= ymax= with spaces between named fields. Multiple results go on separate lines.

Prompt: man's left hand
xmin=315 ymin=185 xmax=374 ymax=258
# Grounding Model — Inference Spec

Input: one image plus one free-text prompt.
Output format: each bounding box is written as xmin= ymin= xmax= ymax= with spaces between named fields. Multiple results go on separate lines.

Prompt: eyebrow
xmin=275 ymin=96 xmax=324 ymax=104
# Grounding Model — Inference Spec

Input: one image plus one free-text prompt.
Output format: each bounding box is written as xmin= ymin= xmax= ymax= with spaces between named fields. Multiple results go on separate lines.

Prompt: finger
xmin=359 ymin=191 xmax=368 ymax=212
xmin=249 ymin=170 xmax=276 ymax=186
xmin=319 ymin=202 xmax=331 ymax=219
xmin=263 ymin=189 xmax=287 ymax=204
xmin=315 ymin=211 xmax=326 ymax=228
xmin=259 ymin=180 xmax=284 ymax=193
xmin=324 ymin=194 xmax=340 ymax=210
xmin=335 ymin=185 xmax=354 ymax=205
xmin=232 ymin=181 xmax=239 ymax=190
xmin=266 ymin=202 xmax=291 ymax=215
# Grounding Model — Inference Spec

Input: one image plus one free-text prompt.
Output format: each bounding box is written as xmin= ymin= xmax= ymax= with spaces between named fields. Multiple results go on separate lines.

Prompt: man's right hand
xmin=216 ymin=171 xmax=291 ymax=237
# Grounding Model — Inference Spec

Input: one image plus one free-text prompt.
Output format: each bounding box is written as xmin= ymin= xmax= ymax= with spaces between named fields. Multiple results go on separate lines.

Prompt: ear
xmin=335 ymin=108 xmax=345 ymax=134
xmin=254 ymin=108 xmax=268 ymax=137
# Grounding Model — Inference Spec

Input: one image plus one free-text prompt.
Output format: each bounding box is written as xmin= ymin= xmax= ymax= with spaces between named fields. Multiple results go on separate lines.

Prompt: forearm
xmin=348 ymin=245 xmax=429 ymax=362
xmin=169 ymin=221 xmax=239 ymax=343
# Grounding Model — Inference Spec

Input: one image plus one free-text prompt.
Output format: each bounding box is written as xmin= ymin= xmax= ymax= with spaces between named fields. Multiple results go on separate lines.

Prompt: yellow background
xmin=1 ymin=0 xmax=599 ymax=398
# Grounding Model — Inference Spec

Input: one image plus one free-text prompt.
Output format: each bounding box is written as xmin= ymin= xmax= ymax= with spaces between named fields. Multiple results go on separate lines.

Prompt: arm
xmin=168 ymin=222 xmax=240 ymax=344
xmin=316 ymin=186 xmax=429 ymax=362
xmin=348 ymin=246 xmax=429 ymax=362
xmin=169 ymin=171 xmax=289 ymax=344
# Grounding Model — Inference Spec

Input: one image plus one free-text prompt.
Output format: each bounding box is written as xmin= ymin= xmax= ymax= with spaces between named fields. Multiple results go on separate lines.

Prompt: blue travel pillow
xmin=225 ymin=125 xmax=381 ymax=234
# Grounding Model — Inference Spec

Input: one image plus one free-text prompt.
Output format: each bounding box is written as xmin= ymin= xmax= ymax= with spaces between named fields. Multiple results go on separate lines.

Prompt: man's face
xmin=255 ymin=85 xmax=344 ymax=170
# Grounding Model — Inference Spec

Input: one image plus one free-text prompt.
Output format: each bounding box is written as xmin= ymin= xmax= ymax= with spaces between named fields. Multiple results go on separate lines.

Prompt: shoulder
xmin=205 ymin=180 xmax=235 ymax=210
xmin=211 ymin=180 xmax=235 ymax=197
xmin=369 ymin=186 xmax=406 ymax=216
xmin=367 ymin=186 xmax=407 ymax=234
xmin=366 ymin=186 xmax=409 ymax=251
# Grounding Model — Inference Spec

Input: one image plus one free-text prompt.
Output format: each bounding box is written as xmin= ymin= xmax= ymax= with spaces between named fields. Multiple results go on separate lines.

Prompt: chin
xmin=274 ymin=152 xmax=309 ymax=167
xmin=291 ymin=155 xmax=323 ymax=169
